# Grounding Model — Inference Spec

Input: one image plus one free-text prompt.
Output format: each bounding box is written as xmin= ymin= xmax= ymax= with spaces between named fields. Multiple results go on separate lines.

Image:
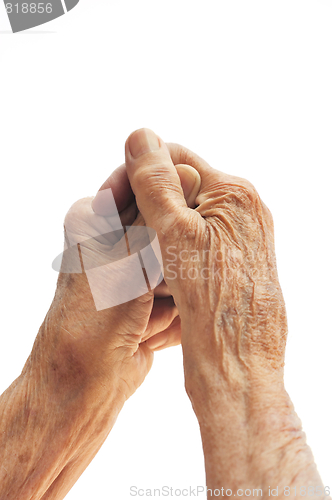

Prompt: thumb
xmin=125 ymin=128 xmax=192 ymax=237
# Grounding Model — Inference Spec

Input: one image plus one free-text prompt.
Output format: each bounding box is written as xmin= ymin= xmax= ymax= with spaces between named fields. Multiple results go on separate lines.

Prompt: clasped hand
xmin=0 ymin=128 xmax=326 ymax=500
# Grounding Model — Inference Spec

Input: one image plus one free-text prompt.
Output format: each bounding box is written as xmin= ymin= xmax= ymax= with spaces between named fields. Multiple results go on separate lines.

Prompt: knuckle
xmin=227 ymin=179 xmax=259 ymax=210
xmin=216 ymin=181 xmax=258 ymax=209
xmin=261 ymin=201 xmax=274 ymax=225
xmin=236 ymin=178 xmax=258 ymax=198
xmin=135 ymin=163 xmax=180 ymax=193
xmin=64 ymin=197 xmax=92 ymax=230
xmin=203 ymin=174 xmax=258 ymax=205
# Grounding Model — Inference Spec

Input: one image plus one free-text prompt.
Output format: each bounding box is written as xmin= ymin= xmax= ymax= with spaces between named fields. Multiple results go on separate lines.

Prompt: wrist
xmin=180 ymin=332 xmax=323 ymax=496
xmin=180 ymin=310 xmax=287 ymax=408
xmin=26 ymin=288 xmax=128 ymax=409
xmin=24 ymin=324 xmax=127 ymax=414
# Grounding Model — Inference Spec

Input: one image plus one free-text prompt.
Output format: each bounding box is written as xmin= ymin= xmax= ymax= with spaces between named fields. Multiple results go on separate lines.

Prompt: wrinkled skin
xmin=44 ymin=162 xmax=200 ymax=401
xmin=166 ymin=169 xmax=287 ymax=379
xmin=124 ymin=130 xmax=326 ymax=497
xmin=125 ymin=136 xmax=287 ymax=384
xmin=0 ymin=152 xmax=203 ymax=500
xmin=0 ymin=129 xmax=327 ymax=500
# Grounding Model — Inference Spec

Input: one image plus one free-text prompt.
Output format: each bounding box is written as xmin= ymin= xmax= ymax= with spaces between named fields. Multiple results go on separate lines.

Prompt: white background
xmin=0 ymin=1 xmax=331 ymax=498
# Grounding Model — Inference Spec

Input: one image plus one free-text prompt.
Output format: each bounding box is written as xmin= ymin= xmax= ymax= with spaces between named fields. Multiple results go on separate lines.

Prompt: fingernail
xmin=128 ymin=128 xmax=160 ymax=159
xmin=176 ymin=165 xmax=201 ymax=208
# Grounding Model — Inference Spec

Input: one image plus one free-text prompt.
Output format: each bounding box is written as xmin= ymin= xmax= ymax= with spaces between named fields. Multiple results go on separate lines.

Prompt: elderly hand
xmin=125 ymin=128 xmax=285 ymax=383
xmin=124 ymin=128 xmax=327 ymax=498
xmin=0 ymin=129 xmax=327 ymax=500
xmin=0 ymin=155 xmax=202 ymax=500
xmin=49 ymin=160 xmax=201 ymax=400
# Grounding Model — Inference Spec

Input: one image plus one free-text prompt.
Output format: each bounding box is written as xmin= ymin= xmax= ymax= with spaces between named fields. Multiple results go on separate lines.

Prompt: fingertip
xmin=91 ymin=188 xmax=116 ymax=216
xmin=145 ymin=316 xmax=182 ymax=351
xmin=145 ymin=331 xmax=168 ymax=351
xmin=92 ymin=165 xmax=134 ymax=216
xmin=124 ymin=129 xmax=191 ymax=233
xmin=126 ymin=128 xmax=161 ymax=160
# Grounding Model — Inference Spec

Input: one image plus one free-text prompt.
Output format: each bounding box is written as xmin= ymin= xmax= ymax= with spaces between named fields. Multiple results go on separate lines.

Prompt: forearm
xmin=0 ymin=321 xmax=125 ymax=500
xmin=195 ymin=386 xmax=324 ymax=498
xmin=182 ymin=322 xmax=327 ymax=500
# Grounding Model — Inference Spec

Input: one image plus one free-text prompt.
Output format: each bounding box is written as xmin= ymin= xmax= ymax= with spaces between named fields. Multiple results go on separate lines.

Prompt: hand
xmin=43 ymin=160 xmax=201 ymax=402
xmin=0 ymin=157 xmax=201 ymax=500
xmin=124 ymin=128 xmax=326 ymax=496
xmin=124 ymin=128 xmax=285 ymax=386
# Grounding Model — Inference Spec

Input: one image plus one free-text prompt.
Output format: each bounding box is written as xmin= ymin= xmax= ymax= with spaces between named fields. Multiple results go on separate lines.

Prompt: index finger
xmin=92 ymin=164 xmax=135 ymax=216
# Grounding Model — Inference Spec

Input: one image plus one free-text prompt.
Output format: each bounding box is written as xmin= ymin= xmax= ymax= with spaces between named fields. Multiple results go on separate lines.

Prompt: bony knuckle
xmin=262 ymin=201 xmax=274 ymax=224
xmin=237 ymin=178 xmax=257 ymax=198
xmin=64 ymin=198 xmax=92 ymax=230
xmin=219 ymin=183 xmax=257 ymax=210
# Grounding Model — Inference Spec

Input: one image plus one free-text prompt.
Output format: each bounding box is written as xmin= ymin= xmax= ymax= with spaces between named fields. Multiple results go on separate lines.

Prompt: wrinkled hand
xmin=44 ymin=161 xmax=200 ymax=401
xmin=124 ymin=129 xmax=287 ymax=394
xmin=124 ymin=129 xmax=327 ymax=494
